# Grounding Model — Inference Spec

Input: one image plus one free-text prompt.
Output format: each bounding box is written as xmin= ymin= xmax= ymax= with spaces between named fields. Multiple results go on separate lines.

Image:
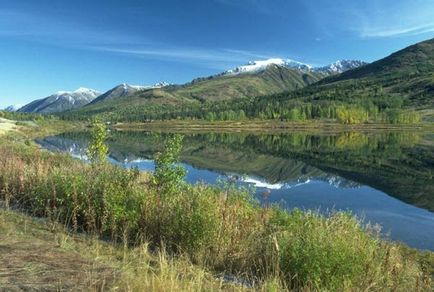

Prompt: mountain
xmin=173 ymin=64 xmax=327 ymax=101
xmin=19 ymin=88 xmax=100 ymax=114
xmin=236 ymin=38 xmax=434 ymax=122
xmin=61 ymin=57 xmax=368 ymax=121
xmin=89 ymin=83 xmax=169 ymax=105
xmin=317 ymin=38 xmax=434 ymax=108
xmin=3 ymin=104 xmax=23 ymax=112
xmin=222 ymin=58 xmax=312 ymax=75
xmin=324 ymin=39 xmax=434 ymax=82
xmin=315 ymin=60 xmax=368 ymax=74
xmin=64 ymin=65 xmax=328 ymax=120
xmin=221 ymin=58 xmax=366 ymax=76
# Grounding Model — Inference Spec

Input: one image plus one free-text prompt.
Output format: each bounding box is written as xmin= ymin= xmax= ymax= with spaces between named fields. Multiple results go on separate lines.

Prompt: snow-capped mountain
xmin=18 ymin=87 xmax=100 ymax=114
xmin=90 ymin=82 xmax=170 ymax=105
xmin=223 ymin=58 xmax=312 ymax=75
xmin=315 ymin=60 xmax=367 ymax=74
xmin=222 ymin=58 xmax=367 ymax=76
xmin=3 ymin=104 xmax=23 ymax=112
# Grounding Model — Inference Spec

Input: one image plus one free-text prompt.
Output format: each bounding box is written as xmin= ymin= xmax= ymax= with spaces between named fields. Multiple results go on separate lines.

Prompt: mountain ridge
xmin=19 ymin=88 xmax=100 ymax=114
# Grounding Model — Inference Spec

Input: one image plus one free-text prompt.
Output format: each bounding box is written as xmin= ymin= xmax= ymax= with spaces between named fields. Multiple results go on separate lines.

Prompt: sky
xmin=1 ymin=0 xmax=433 ymax=108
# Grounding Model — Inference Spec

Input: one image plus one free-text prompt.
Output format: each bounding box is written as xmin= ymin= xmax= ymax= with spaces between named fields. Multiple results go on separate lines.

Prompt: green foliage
xmin=86 ymin=119 xmax=109 ymax=164
xmin=274 ymin=210 xmax=388 ymax=290
xmin=0 ymin=136 xmax=432 ymax=290
xmin=153 ymin=134 xmax=187 ymax=195
xmin=336 ymin=106 xmax=369 ymax=124
xmin=0 ymin=110 xmax=57 ymax=122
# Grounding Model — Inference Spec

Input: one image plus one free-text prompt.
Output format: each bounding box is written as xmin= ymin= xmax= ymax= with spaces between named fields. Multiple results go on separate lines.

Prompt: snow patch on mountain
xmin=121 ymin=82 xmax=170 ymax=92
xmin=224 ymin=58 xmax=312 ymax=75
xmin=18 ymin=87 xmax=101 ymax=114
xmin=315 ymin=60 xmax=367 ymax=74
xmin=3 ymin=104 xmax=23 ymax=112
xmin=222 ymin=58 xmax=367 ymax=76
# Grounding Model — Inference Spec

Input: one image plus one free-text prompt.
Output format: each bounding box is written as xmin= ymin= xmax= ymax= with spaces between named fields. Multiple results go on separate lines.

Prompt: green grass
xmin=0 ymin=209 xmax=248 ymax=291
xmin=0 ymin=128 xmax=433 ymax=291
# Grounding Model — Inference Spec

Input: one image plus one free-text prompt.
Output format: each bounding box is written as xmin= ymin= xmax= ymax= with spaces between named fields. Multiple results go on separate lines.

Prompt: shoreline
xmin=113 ymin=120 xmax=434 ymax=134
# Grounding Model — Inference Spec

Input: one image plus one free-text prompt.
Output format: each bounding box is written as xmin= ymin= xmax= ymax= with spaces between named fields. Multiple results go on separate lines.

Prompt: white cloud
xmin=352 ymin=1 xmax=434 ymax=38
xmin=360 ymin=23 xmax=434 ymax=38
xmin=88 ymin=46 xmax=278 ymax=70
xmin=301 ymin=0 xmax=434 ymax=39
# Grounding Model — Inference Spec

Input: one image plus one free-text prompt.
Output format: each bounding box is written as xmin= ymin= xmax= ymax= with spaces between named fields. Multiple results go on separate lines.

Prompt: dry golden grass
xmin=0 ymin=118 xmax=17 ymax=135
xmin=0 ymin=209 xmax=256 ymax=292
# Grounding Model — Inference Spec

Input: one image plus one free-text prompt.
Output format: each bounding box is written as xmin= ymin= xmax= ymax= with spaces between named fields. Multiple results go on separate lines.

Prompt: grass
xmin=0 ymin=209 xmax=248 ymax=291
xmin=0 ymin=117 xmax=18 ymax=135
xmin=1 ymin=125 xmax=433 ymax=291
xmin=114 ymin=119 xmax=434 ymax=134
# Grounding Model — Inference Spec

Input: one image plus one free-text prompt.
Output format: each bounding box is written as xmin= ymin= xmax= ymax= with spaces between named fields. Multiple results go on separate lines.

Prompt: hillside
xmin=169 ymin=64 xmax=326 ymax=102
xmin=60 ymin=39 xmax=434 ymax=123
xmin=19 ymin=88 xmax=100 ymax=114
xmin=317 ymin=37 xmax=434 ymax=108
xmin=207 ymin=37 xmax=434 ymax=123
xmin=63 ymin=65 xmax=327 ymax=121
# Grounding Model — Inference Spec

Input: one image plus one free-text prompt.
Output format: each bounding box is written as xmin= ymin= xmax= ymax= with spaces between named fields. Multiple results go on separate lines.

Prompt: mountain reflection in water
xmin=37 ymin=130 xmax=434 ymax=250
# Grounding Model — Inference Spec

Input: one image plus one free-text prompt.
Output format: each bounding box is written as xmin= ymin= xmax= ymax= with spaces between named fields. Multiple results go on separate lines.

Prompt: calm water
xmin=37 ymin=130 xmax=434 ymax=250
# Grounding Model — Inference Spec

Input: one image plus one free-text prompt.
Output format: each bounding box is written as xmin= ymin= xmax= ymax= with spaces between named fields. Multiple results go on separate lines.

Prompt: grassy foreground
xmin=0 ymin=120 xmax=433 ymax=291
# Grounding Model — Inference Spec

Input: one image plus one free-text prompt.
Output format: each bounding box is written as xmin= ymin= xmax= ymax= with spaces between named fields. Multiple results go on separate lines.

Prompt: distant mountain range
xmin=3 ymin=104 xmax=23 ymax=112
xmin=17 ymin=59 xmax=365 ymax=114
xmin=222 ymin=58 xmax=366 ymax=76
xmin=14 ymin=38 xmax=434 ymax=120
xmin=18 ymin=88 xmax=100 ymax=114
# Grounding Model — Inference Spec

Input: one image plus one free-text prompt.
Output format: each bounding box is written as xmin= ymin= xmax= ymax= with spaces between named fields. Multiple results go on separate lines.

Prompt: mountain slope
xmin=19 ymin=88 xmax=100 ymax=114
xmin=61 ymin=58 xmax=366 ymax=121
xmin=89 ymin=83 xmax=169 ymax=105
xmin=317 ymin=38 xmax=434 ymax=108
xmin=3 ymin=104 xmax=23 ymax=112
xmin=325 ymin=39 xmax=434 ymax=81
xmin=169 ymin=64 xmax=326 ymax=102
xmin=221 ymin=58 xmax=366 ymax=76
xmin=66 ymin=65 xmax=327 ymax=120
xmin=316 ymin=60 xmax=368 ymax=74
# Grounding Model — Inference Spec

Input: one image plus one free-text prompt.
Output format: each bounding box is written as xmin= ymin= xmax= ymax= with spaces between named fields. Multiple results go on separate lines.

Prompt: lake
xmin=37 ymin=130 xmax=434 ymax=251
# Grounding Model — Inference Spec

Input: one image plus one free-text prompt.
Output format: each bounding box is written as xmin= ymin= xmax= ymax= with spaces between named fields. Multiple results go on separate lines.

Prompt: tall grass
xmin=0 ymin=138 xmax=431 ymax=291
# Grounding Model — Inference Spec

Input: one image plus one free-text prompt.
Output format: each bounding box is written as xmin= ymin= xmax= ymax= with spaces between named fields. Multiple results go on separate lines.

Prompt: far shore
xmin=113 ymin=119 xmax=434 ymax=134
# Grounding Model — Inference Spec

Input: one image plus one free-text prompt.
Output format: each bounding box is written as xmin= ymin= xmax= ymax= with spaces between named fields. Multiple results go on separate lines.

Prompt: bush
xmin=0 ymin=136 xmax=431 ymax=291
xmin=152 ymin=134 xmax=187 ymax=196
xmin=86 ymin=119 xmax=109 ymax=164
xmin=336 ymin=106 xmax=369 ymax=124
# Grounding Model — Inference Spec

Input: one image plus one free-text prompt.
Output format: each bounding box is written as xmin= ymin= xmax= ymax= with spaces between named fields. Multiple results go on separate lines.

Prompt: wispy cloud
xmin=351 ymin=1 xmax=434 ymax=39
xmin=88 ymin=46 xmax=276 ymax=70
xmin=301 ymin=0 xmax=434 ymax=39
xmin=360 ymin=23 xmax=434 ymax=38
xmin=0 ymin=9 xmax=146 ymax=46
xmin=0 ymin=7 xmax=280 ymax=70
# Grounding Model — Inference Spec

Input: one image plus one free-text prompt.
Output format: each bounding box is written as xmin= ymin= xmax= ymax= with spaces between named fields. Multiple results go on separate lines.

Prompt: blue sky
xmin=1 ymin=0 xmax=433 ymax=108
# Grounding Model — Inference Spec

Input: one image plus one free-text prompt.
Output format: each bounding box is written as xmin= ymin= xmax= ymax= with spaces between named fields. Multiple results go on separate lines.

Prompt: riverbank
xmin=1 ymin=119 xmax=433 ymax=291
xmin=114 ymin=119 xmax=434 ymax=134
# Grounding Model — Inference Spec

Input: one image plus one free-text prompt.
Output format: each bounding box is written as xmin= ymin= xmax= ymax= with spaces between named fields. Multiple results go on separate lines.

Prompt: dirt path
xmin=0 ymin=209 xmax=116 ymax=291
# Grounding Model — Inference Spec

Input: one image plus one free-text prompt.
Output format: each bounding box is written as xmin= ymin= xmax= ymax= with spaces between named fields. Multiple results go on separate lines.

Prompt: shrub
xmin=86 ymin=119 xmax=109 ymax=164
xmin=0 ymin=136 xmax=431 ymax=291
xmin=152 ymin=134 xmax=186 ymax=196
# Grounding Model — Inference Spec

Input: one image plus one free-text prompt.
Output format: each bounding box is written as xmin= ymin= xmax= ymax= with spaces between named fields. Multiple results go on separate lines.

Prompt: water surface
xmin=37 ymin=130 xmax=434 ymax=250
